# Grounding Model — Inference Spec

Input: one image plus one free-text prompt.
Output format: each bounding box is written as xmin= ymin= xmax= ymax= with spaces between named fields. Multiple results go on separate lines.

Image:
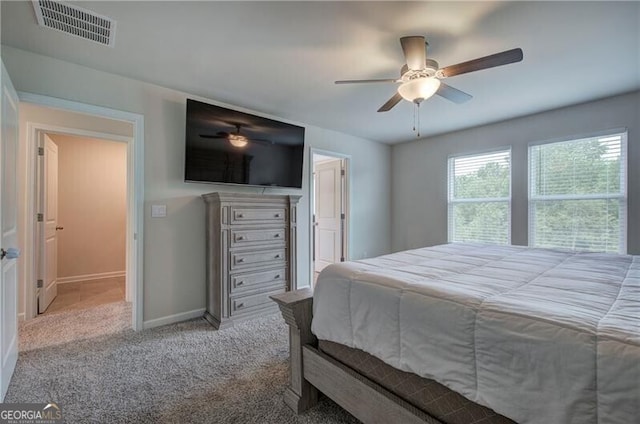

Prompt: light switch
xmin=151 ymin=204 xmax=167 ymax=218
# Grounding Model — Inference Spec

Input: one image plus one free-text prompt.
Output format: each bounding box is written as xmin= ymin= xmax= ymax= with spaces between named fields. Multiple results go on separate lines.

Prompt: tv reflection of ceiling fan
xmin=335 ymin=36 xmax=523 ymax=111
xmin=200 ymin=123 xmax=272 ymax=147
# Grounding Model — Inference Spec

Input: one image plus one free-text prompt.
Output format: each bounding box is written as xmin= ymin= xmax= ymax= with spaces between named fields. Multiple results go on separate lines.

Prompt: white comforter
xmin=311 ymin=243 xmax=640 ymax=424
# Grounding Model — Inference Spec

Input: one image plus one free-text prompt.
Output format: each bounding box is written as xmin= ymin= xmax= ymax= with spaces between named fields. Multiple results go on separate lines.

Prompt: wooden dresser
xmin=202 ymin=192 xmax=301 ymax=329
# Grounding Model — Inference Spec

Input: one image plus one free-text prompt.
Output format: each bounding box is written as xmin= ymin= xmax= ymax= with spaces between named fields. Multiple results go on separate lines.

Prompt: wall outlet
xmin=151 ymin=204 xmax=167 ymax=218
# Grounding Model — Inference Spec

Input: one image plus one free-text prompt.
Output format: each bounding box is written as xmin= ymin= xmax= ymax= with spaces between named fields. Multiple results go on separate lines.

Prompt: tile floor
xmin=43 ymin=277 xmax=126 ymax=315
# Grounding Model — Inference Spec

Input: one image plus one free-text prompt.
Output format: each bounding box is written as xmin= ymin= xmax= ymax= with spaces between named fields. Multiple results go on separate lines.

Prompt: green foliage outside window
xmin=448 ymin=135 xmax=625 ymax=253
xmin=455 ymin=161 xmax=510 ymax=199
xmin=452 ymin=202 xmax=509 ymax=244
xmin=530 ymin=136 xmax=624 ymax=253
xmin=449 ymin=151 xmax=510 ymax=244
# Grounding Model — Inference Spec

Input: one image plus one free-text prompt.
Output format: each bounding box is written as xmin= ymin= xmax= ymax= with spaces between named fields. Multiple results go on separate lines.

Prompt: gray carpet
xmin=6 ymin=303 xmax=358 ymax=423
xmin=18 ymin=301 xmax=132 ymax=351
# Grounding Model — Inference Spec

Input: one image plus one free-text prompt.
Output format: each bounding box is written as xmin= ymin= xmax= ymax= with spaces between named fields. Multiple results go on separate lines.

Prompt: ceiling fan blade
xmin=248 ymin=138 xmax=274 ymax=146
xmin=440 ymin=48 xmax=523 ymax=78
xmin=335 ymin=79 xmax=399 ymax=84
xmin=200 ymin=134 xmax=226 ymax=139
xmin=436 ymin=82 xmax=473 ymax=104
xmin=377 ymin=92 xmax=403 ymax=112
xmin=400 ymin=36 xmax=426 ymax=71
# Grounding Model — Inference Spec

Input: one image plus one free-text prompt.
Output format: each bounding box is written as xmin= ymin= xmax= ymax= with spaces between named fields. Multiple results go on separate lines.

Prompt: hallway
xmin=44 ymin=277 xmax=126 ymax=315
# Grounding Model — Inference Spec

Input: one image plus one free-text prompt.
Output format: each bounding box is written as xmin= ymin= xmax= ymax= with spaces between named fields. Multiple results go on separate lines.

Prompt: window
xmin=529 ymin=132 xmax=627 ymax=253
xmin=448 ymin=149 xmax=511 ymax=244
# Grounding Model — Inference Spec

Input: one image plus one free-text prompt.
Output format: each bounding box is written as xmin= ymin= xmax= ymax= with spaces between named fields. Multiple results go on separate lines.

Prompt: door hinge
xmin=37 ymin=213 xmax=44 ymax=222
xmin=341 ymin=169 xmax=345 ymax=176
xmin=37 ymin=279 xmax=43 ymax=289
xmin=38 ymin=147 xmax=44 ymax=156
xmin=341 ymin=213 xmax=345 ymax=220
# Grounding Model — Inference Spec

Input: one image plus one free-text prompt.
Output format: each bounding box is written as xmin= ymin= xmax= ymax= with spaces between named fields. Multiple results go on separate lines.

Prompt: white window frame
xmin=527 ymin=129 xmax=628 ymax=253
xmin=447 ymin=147 xmax=512 ymax=244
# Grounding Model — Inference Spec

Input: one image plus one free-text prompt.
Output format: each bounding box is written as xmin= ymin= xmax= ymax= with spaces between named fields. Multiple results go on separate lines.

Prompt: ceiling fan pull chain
xmin=412 ymin=103 xmax=416 ymax=132
xmin=413 ymin=102 xmax=421 ymax=137
xmin=417 ymin=103 xmax=421 ymax=137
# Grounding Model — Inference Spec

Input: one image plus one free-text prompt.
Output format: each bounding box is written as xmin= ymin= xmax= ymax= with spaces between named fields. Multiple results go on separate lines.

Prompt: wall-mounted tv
xmin=185 ymin=99 xmax=305 ymax=188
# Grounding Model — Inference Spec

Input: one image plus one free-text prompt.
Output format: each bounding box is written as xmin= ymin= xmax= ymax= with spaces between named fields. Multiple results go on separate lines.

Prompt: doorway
xmin=19 ymin=93 xmax=144 ymax=331
xmin=37 ymin=133 xmax=128 ymax=315
xmin=311 ymin=150 xmax=350 ymax=285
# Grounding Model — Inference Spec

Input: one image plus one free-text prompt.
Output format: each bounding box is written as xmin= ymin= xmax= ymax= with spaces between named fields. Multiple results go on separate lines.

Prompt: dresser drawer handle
xmin=237 ymin=236 xmax=245 ymax=241
xmin=236 ymin=302 xmax=244 ymax=309
xmin=275 ymin=254 xmax=281 ymax=259
xmin=275 ymin=213 xmax=281 ymax=218
xmin=237 ymin=258 xmax=245 ymax=263
xmin=274 ymin=233 xmax=280 ymax=238
xmin=274 ymin=275 xmax=281 ymax=279
xmin=237 ymin=281 xmax=244 ymax=286
xmin=237 ymin=213 xmax=244 ymax=218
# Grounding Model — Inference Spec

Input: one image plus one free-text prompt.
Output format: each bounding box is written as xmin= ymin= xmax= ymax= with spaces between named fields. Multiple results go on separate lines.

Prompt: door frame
xmin=19 ymin=92 xmax=144 ymax=331
xmin=309 ymin=148 xmax=350 ymax=285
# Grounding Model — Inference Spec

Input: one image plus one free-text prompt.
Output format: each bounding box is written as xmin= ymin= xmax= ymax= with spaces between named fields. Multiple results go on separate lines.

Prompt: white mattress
xmin=311 ymin=243 xmax=640 ymax=424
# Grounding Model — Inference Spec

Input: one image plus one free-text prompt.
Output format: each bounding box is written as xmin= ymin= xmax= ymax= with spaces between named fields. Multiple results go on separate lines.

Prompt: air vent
xmin=32 ymin=0 xmax=116 ymax=47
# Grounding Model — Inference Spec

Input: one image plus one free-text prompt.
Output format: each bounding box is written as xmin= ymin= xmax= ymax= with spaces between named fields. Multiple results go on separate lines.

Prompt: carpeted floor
xmin=18 ymin=301 xmax=132 ymax=351
xmin=6 ymin=303 xmax=358 ymax=423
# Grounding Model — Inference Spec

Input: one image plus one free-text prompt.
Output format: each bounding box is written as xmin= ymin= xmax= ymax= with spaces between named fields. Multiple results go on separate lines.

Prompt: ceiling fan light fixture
xmin=228 ymin=134 xmax=249 ymax=147
xmin=397 ymin=77 xmax=441 ymax=104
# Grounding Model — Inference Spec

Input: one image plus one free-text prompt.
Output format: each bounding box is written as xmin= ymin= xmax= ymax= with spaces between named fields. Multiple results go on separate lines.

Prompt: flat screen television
xmin=185 ymin=99 xmax=305 ymax=188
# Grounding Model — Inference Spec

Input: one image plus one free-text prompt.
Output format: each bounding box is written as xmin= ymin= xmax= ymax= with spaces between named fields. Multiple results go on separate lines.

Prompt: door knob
xmin=56 ymin=226 xmax=64 ymax=231
xmin=0 ymin=247 xmax=20 ymax=260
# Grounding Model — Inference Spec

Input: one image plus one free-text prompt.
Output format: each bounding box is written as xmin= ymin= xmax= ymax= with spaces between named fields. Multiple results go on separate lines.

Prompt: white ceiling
xmin=1 ymin=1 xmax=638 ymax=144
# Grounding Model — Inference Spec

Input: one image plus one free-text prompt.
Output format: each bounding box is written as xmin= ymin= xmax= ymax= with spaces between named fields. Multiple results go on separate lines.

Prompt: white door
xmin=0 ymin=61 xmax=20 ymax=401
xmin=314 ymin=159 xmax=342 ymax=272
xmin=38 ymin=135 xmax=59 ymax=313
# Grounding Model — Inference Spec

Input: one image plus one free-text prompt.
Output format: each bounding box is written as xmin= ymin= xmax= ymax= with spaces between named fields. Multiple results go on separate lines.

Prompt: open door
xmin=0 ymin=61 xmax=20 ymax=401
xmin=314 ymin=158 xmax=343 ymax=272
xmin=38 ymin=135 xmax=59 ymax=313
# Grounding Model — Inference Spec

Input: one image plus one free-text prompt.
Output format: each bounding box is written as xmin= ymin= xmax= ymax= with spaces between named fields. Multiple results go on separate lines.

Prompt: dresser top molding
xmin=202 ymin=192 xmax=302 ymax=204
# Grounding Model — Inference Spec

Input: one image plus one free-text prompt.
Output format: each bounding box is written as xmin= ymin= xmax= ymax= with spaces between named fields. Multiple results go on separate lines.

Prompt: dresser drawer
xmin=231 ymin=228 xmax=286 ymax=247
xmin=230 ymin=286 xmax=286 ymax=316
xmin=230 ymin=206 xmax=286 ymax=225
xmin=230 ymin=248 xmax=286 ymax=270
xmin=230 ymin=268 xmax=286 ymax=294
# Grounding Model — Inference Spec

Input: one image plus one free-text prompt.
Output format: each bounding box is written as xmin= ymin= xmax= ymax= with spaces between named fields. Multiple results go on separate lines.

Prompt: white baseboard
xmin=18 ymin=313 xmax=25 ymax=322
xmin=142 ymin=308 xmax=206 ymax=330
xmin=57 ymin=271 xmax=126 ymax=284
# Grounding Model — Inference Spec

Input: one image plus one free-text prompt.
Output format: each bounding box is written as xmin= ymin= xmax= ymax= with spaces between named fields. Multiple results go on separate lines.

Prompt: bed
xmin=272 ymin=243 xmax=640 ymax=424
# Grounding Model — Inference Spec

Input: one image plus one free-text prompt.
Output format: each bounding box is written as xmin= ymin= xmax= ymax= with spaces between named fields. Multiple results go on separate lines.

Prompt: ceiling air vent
xmin=32 ymin=0 xmax=116 ymax=47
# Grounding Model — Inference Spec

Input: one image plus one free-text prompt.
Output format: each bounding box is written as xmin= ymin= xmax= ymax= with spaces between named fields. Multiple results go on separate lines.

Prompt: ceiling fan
xmin=335 ymin=36 xmax=523 ymax=112
xmin=200 ymin=123 xmax=271 ymax=148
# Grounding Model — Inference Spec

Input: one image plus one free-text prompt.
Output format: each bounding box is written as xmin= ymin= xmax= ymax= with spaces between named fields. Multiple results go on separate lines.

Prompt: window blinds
xmin=529 ymin=133 xmax=627 ymax=253
xmin=448 ymin=149 xmax=511 ymax=244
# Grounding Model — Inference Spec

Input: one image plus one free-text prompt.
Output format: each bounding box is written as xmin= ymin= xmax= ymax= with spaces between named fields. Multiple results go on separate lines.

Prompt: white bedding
xmin=311 ymin=243 xmax=640 ymax=424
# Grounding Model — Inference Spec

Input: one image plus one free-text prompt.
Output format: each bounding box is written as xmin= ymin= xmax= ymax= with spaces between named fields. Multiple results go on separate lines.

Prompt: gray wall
xmin=2 ymin=46 xmax=391 ymax=324
xmin=391 ymin=91 xmax=640 ymax=254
